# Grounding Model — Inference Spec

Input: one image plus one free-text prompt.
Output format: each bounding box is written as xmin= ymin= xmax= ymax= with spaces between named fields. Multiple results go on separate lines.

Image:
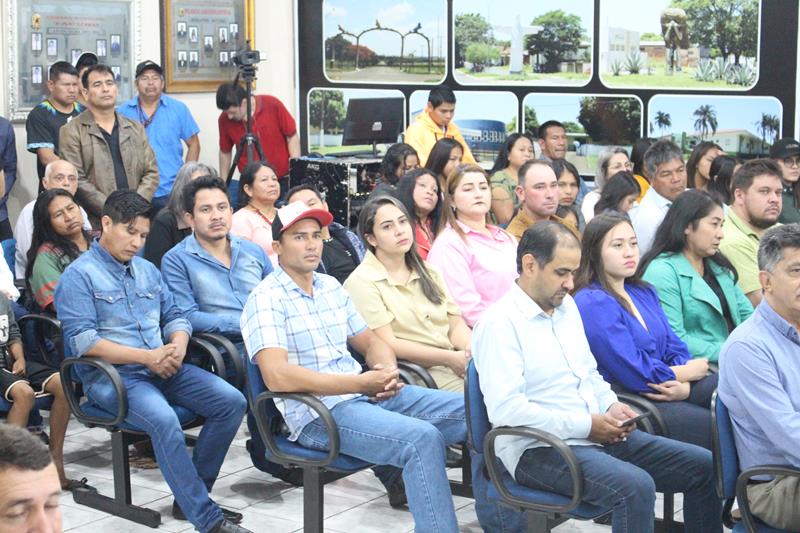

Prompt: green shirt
xmin=30 ymin=244 xmax=76 ymax=310
xmin=718 ymin=209 xmax=763 ymax=295
xmin=778 ymin=188 xmax=800 ymax=224
xmin=490 ymin=169 xmax=519 ymax=210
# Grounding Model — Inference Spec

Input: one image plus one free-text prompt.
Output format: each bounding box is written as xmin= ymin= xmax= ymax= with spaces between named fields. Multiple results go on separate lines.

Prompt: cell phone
xmin=621 ymin=411 xmax=653 ymax=427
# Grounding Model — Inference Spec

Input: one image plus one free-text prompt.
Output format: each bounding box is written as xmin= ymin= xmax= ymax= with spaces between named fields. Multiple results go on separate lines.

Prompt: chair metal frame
xmin=61 ymin=334 xmax=227 ymax=529
xmin=711 ymin=390 xmax=800 ymax=533
xmin=466 ymin=360 xmax=685 ymax=532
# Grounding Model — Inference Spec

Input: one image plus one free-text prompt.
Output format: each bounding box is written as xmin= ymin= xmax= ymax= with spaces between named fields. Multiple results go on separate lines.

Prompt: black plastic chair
xmin=245 ymin=353 xmax=372 ymax=533
xmin=711 ymin=391 xmax=798 ymax=533
xmin=61 ymin=336 xmax=227 ymax=528
xmin=191 ymin=332 xmax=245 ymax=390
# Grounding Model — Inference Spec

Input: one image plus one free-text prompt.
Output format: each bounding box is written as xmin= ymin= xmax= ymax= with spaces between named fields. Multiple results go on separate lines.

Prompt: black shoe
xmin=445 ymin=446 xmax=464 ymax=468
xmin=386 ymin=477 xmax=408 ymax=509
xmin=246 ymin=439 xmax=304 ymax=487
xmin=172 ymin=500 xmax=243 ymax=524
xmin=210 ymin=518 xmax=253 ymax=533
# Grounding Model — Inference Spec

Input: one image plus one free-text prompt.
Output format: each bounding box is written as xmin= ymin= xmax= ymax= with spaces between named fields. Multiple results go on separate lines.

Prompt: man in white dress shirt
xmin=630 ymin=140 xmax=687 ymax=254
xmin=473 ymin=221 xmax=721 ymax=533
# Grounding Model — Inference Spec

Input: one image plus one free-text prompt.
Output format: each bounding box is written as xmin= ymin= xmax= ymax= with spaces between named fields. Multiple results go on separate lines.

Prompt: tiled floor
xmin=58 ymin=417 xmax=692 ymax=532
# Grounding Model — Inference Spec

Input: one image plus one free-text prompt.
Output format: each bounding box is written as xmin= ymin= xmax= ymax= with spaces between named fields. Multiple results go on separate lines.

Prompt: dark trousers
xmin=515 ymin=430 xmax=722 ymax=533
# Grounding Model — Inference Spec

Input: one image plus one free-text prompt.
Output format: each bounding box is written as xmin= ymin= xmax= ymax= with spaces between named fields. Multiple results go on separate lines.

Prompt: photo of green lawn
xmin=599 ymin=0 xmax=759 ymax=91
xmin=453 ymin=0 xmax=593 ymax=87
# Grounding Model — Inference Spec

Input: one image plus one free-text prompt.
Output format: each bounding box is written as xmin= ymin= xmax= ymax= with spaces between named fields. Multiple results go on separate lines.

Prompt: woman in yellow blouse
xmin=344 ymin=196 xmax=471 ymax=391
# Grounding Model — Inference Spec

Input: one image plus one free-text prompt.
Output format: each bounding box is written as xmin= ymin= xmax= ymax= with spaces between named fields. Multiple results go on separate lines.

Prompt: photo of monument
xmin=599 ymin=0 xmax=760 ymax=90
xmin=453 ymin=0 xmax=593 ymax=86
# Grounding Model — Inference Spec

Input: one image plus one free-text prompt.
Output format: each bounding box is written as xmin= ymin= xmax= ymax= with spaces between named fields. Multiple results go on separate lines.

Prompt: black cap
xmin=135 ymin=60 xmax=163 ymax=78
xmin=74 ymin=52 xmax=98 ymax=71
xmin=770 ymin=138 xmax=800 ymax=159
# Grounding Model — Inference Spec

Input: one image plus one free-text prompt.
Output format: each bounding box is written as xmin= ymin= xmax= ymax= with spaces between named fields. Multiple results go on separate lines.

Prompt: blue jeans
xmin=651 ymin=373 xmax=718 ymax=451
xmin=515 ymin=430 xmax=721 ymax=533
xmin=86 ymin=363 xmax=247 ymax=533
xmin=298 ymin=385 xmax=465 ymax=533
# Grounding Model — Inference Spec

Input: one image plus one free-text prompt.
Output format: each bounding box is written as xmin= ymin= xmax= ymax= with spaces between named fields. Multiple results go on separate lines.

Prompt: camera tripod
xmin=226 ymin=62 xmax=266 ymax=187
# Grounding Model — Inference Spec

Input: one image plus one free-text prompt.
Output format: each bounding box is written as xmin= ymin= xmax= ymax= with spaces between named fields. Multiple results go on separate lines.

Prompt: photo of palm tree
xmin=648 ymin=95 xmax=781 ymax=156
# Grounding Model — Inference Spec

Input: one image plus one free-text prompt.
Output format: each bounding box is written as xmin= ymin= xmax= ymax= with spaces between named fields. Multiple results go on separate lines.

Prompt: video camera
xmin=233 ymin=41 xmax=261 ymax=67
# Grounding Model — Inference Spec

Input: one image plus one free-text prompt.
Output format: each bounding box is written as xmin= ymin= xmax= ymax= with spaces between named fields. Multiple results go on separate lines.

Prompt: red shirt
xmin=218 ymin=94 xmax=297 ymax=177
xmin=415 ymin=222 xmax=433 ymax=260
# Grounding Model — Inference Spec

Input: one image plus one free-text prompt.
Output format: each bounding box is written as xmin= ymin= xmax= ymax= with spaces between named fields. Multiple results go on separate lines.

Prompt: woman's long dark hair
xmin=425 ymin=138 xmax=462 ymax=181
xmin=686 ymin=141 xmax=723 ymax=188
xmin=490 ymin=133 xmax=534 ymax=174
xmin=707 ymin=155 xmax=739 ymax=205
xmin=638 ymin=189 xmax=738 ymax=281
xmin=594 ymin=171 xmax=641 ymax=215
xmin=631 ymin=137 xmax=656 ymax=177
xmin=394 ymin=168 xmax=443 ymax=237
xmin=380 ymin=143 xmax=418 ymax=185
xmin=574 ymin=213 xmax=647 ymax=314
xmin=357 ymin=196 xmax=445 ymax=305
xmin=238 ymin=160 xmax=279 ymax=209
xmin=25 ymin=189 xmax=90 ymax=285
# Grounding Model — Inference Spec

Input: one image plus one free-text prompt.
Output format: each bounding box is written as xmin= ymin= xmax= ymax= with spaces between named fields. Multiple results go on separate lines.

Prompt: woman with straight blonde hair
xmin=427 ymin=163 xmax=517 ymax=326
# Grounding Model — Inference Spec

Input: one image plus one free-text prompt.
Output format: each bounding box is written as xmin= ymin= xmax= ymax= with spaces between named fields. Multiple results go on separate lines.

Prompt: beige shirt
xmin=344 ymin=251 xmax=460 ymax=350
xmin=506 ymin=210 xmax=581 ymax=242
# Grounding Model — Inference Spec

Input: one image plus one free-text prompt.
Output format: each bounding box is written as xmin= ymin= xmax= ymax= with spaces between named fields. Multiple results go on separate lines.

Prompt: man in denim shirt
xmin=161 ymin=176 xmax=302 ymax=485
xmin=55 ymin=190 xmax=250 ymax=533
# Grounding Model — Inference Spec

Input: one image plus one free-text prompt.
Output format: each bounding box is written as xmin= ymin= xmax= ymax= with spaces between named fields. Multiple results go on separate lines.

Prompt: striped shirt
xmin=241 ymin=266 xmax=367 ymax=440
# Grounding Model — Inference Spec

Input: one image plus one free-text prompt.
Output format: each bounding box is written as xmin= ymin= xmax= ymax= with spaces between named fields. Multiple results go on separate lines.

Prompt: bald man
xmin=13 ymin=159 xmax=92 ymax=279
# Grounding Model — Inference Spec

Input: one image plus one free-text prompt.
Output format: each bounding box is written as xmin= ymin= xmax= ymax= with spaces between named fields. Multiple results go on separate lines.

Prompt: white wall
xmin=0 ymin=0 xmax=296 ymax=224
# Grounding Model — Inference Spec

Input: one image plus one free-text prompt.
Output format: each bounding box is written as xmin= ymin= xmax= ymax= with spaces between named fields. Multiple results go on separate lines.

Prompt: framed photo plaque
xmin=4 ymin=0 xmax=141 ymax=121
xmin=161 ymin=0 xmax=254 ymax=92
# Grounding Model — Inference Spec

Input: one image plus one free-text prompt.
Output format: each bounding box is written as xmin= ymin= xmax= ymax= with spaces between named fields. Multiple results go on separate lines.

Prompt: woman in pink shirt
xmin=428 ymin=163 xmax=517 ymax=327
xmin=231 ymin=161 xmax=280 ymax=263
xmin=394 ymin=168 xmax=443 ymax=260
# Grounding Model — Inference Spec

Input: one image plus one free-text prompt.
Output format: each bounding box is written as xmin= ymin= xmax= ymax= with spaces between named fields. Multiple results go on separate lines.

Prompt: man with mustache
xmin=630 ymin=140 xmax=688 ymax=255
xmin=473 ymin=221 xmax=721 ymax=533
xmin=161 ymin=176 xmax=305 ymax=488
xmin=59 ymin=64 xmax=159 ymax=226
xmin=118 ymin=61 xmax=200 ymax=212
xmin=55 ymin=190 xmax=249 ymax=533
xmin=506 ymin=160 xmax=580 ymax=241
xmin=720 ymin=159 xmax=784 ymax=306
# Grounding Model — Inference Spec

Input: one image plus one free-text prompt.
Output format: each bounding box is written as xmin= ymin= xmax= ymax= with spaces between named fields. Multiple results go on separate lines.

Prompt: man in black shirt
xmin=25 ymin=62 xmax=83 ymax=191
xmin=285 ymin=184 xmax=365 ymax=283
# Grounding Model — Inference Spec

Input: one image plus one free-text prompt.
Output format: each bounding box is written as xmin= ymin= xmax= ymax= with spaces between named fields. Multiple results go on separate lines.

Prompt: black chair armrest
xmin=193 ymin=332 xmax=244 ymax=390
xmin=708 ymin=362 xmax=719 ymax=374
xmin=187 ymin=336 xmax=227 ymax=380
xmin=397 ymin=360 xmax=438 ymax=389
xmin=253 ymin=390 xmax=340 ymax=468
xmin=484 ymin=426 xmax=584 ymax=514
xmin=615 ymin=392 xmax=669 ymax=436
xmin=18 ymin=313 xmax=64 ymax=367
xmin=60 ymin=356 xmax=127 ymax=426
xmin=736 ymin=465 xmax=800 ymax=533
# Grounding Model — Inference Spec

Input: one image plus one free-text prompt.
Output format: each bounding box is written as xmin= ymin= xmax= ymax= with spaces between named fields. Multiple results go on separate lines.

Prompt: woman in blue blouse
xmin=574 ymin=213 xmax=717 ymax=450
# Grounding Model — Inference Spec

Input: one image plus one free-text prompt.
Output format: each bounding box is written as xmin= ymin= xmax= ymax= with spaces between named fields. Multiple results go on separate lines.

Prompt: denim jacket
xmin=161 ymin=233 xmax=272 ymax=336
xmin=55 ymin=241 xmax=191 ymax=387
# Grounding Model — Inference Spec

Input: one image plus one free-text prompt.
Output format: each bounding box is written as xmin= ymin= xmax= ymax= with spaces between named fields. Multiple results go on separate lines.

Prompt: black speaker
xmin=289 ymin=157 xmax=382 ymax=228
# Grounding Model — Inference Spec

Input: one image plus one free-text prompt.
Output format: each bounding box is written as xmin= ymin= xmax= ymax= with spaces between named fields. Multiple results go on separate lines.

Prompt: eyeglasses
xmin=782 ymin=156 xmax=800 ymax=168
xmin=51 ymin=174 xmax=78 ymax=184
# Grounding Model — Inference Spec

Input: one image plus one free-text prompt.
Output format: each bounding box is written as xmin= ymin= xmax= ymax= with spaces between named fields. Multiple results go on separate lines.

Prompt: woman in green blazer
xmin=639 ymin=189 xmax=753 ymax=361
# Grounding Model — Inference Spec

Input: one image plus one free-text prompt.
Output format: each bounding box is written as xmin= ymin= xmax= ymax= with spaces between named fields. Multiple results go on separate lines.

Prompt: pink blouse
xmin=427 ymin=220 xmax=517 ymax=327
xmin=230 ymin=208 xmax=278 ymax=265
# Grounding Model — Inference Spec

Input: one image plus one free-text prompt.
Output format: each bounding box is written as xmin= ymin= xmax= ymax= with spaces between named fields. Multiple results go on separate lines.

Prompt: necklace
xmin=248 ymin=204 xmax=275 ymax=225
xmin=137 ymin=98 xmax=159 ymax=128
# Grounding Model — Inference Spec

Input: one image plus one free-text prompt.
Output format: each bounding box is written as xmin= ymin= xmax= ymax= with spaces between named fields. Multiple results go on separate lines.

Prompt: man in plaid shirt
xmin=241 ymin=201 xmax=467 ymax=532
